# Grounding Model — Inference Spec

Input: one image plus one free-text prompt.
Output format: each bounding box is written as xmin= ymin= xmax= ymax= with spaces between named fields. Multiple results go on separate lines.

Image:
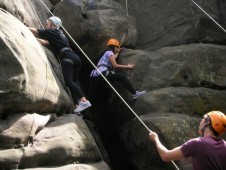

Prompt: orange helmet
xmin=207 ymin=111 xmax=226 ymax=135
xmin=107 ymin=39 xmax=120 ymax=47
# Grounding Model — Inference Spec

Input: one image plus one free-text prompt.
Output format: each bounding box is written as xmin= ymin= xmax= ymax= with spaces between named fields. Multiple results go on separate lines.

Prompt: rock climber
xmin=28 ymin=16 xmax=91 ymax=114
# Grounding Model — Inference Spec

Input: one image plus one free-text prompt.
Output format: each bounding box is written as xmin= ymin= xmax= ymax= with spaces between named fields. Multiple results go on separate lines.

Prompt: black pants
xmin=105 ymin=71 xmax=136 ymax=94
xmin=61 ymin=51 xmax=84 ymax=104
xmin=89 ymin=71 xmax=136 ymax=102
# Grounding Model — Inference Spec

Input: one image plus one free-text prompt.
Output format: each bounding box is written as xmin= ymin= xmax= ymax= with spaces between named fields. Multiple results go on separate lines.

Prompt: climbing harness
xmin=190 ymin=0 xmax=226 ymax=33
xmin=32 ymin=0 xmax=180 ymax=169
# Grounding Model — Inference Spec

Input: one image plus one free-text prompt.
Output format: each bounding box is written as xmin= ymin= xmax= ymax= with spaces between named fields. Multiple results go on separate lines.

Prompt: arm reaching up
xmin=28 ymin=27 xmax=39 ymax=37
xmin=28 ymin=27 xmax=49 ymax=45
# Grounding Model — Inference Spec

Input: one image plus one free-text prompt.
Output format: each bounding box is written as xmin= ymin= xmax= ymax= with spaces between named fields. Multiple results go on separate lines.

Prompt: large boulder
xmin=0 ymin=0 xmax=52 ymax=28
xmin=135 ymin=87 xmax=226 ymax=116
xmin=119 ymin=0 xmax=226 ymax=50
xmin=0 ymin=114 xmax=107 ymax=169
xmin=112 ymin=44 xmax=226 ymax=94
xmin=105 ymin=44 xmax=226 ymax=118
xmin=0 ymin=113 xmax=56 ymax=149
xmin=0 ymin=9 xmax=72 ymax=116
xmin=21 ymin=161 xmax=110 ymax=170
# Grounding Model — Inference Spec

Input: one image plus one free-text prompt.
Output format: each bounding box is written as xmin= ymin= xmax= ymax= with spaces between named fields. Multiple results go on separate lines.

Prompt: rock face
xmin=22 ymin=161 xmax=111 ymax=170
xmin=0 ymin=114 xmax=105 ymax=169
xmin=0 ymin=1 xmax=111 ymax=169
xmin=0 ymin=113 xmax=56 ymax=149
xmin=0 ymin=9 xmax=72 ymax=116
xmin=0 ymin=0 xmax=226 ymax=170
xmin=0 ymin=0 xmax=52 ymax=28
xmin=119 ymin=0 xmax=226 ymax=50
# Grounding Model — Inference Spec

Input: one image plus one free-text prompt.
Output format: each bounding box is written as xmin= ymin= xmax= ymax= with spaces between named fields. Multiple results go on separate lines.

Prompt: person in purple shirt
xmin=149 ymin=111 xmax=226 ymax=170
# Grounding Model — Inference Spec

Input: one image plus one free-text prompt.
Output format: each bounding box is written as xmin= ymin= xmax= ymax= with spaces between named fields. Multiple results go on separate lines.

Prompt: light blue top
xmin=90 ymin=50 xmax=114 ymax=77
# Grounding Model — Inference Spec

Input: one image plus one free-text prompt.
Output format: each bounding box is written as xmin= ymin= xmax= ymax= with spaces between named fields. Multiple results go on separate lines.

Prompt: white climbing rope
xmin=190 ymin=0 xmax=226 ymax=33
xmin=32 ymin=1 xmax=180 ymax=169
xmin=120 ymin=0 xmax=129 ymax=46
xmin=119 ymin=28 xmax=127 ymax=47
xmin=28 ymin=0 xmax=44 ymax=29
xmin=125 ymin=0 xmax=129 ymax=16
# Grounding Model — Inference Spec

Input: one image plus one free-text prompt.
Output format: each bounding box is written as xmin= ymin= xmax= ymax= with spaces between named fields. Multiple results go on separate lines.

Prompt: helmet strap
xmin=201 ymin=122 xmax=210 ymax=137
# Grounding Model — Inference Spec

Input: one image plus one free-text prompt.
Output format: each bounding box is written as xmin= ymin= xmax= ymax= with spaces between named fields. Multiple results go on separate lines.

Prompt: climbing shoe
xmin=133 ymin=90 xmax=146 ymax=99
xmin=74 ymin=100 xmax=92 ymax=113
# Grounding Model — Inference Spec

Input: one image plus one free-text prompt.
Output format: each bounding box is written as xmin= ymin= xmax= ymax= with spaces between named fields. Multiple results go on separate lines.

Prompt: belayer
xmin=90 ymin=38 xmax=146 ymax=100
xmin=28 ymin=16 xmax=91 ymax=113
xmin=149 ymin=111 xmax=226 ymax=170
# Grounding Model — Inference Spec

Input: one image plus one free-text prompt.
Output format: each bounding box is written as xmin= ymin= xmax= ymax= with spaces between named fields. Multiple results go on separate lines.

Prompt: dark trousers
xmin=105 ymin=71 xmax=136 ymax=94
xmin=61 ymin=51 xmax=84 ymax=104
xmin=89 ymin=71 xmax=136 ymax=102
xmin=89 ymin=72 xmax=136 ymax=103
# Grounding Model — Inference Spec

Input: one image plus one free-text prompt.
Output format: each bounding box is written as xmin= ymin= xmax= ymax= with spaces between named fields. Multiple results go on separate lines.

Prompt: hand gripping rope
xmin=31 ymin=0 xmax=181 ymax=169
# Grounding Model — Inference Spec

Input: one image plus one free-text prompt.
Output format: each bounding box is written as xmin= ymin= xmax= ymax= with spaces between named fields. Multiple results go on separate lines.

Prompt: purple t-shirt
xmin=90 ymin=50 xmax=114 ymax=77
xmin=181 ymin=136 xmax=226 ymax=170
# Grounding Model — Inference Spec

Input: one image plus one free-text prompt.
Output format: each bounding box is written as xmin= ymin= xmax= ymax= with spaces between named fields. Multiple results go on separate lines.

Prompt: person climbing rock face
xmin=149 ymin=111 xmax=226 ymax=170
xmin=28 ymin=16 xmax=91 ymax=114
xmin=90 ymin=38 xmax=146 ymax=100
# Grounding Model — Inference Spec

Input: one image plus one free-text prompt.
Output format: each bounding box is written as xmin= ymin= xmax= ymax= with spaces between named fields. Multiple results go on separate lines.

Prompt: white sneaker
xmin=133 ymin=90 xmax=146 ymax=99
xmin=74 ymin=101 xmax=92 ymax=113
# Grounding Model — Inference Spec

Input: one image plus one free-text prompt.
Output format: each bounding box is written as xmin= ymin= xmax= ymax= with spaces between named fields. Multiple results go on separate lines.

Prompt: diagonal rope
xmin=33 ymin=1 xmax=180 ymax=169
xmin=120 ymin=0 xmax=129 ymax=46
xmin=28 ymin=0 xmax=44 ymax=29
xmin=125 ymin=0 xmax=129 ymax=16
xmin=190 ymin=0 xmax=226 ymax=33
